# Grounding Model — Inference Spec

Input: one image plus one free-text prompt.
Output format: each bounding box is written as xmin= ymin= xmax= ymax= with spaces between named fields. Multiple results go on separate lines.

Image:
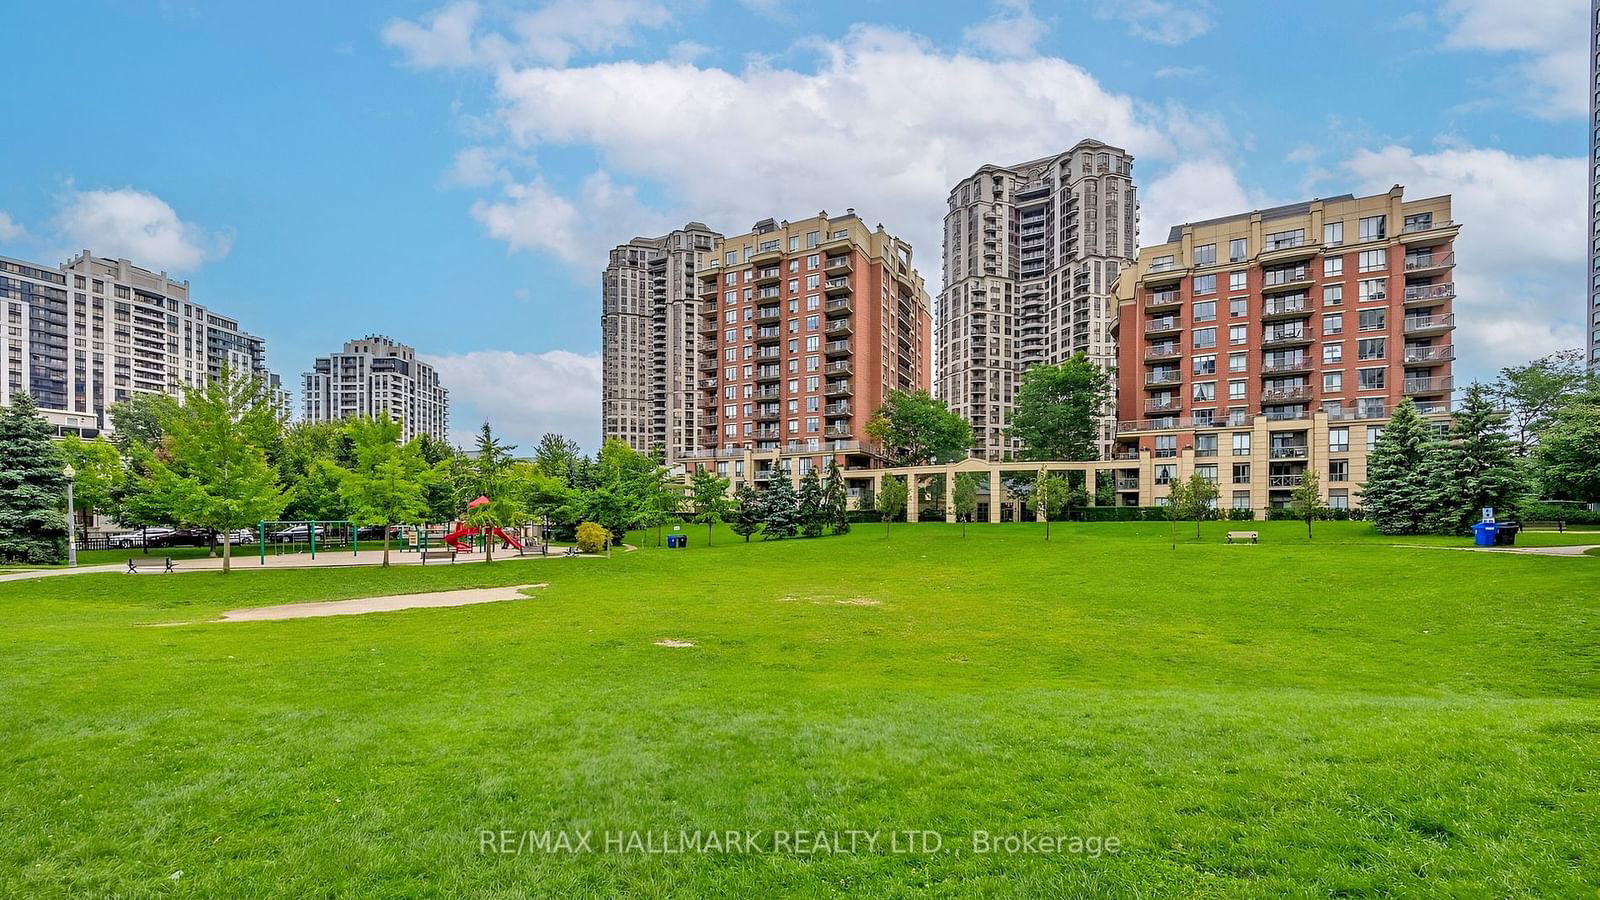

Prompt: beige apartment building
xmin=1 ymin=250 xmax=274 ymax=437
xmin=601 ymin=223 xmax=722 ymax=459
xmin=1112 ymin=186 xmax=1459 ymax=511
xmin=302 ymin=335 xmax=449 ymax=443
xmin=937 ymin=139 xmax=1138 ymax=460
xmin=684 ymin=211 xmax=933 ymax=483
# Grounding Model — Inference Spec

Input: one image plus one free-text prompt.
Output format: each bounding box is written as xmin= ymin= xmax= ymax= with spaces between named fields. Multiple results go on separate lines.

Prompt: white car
xmin=109 ymin=527 xmax=175 ymax=549
xmin=224 ymin=528 xmax=256 ymax=545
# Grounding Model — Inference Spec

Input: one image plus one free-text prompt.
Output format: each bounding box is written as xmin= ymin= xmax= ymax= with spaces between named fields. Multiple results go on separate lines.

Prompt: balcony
xmin=825 ymin=296 xmax=853 ymax=316
xmin=1403 ymin=344 xmax=1454 ymax=363
xmin=1116 ymin=478 xmax=1140 ymax=491
xmin=825 ymin=359 xmax=853 ymax=375
xmin=1269 ymin=474 xmax=1306 ymax=488
xmin=1269 ymin=444 xmax=1309 ymax=460
xmin=825 ymin=319 xmax=852 ymax=336
xmin=756 ymin=347 xmax=781 ymax=361
xmin=824 ymin=381 xmax=852 ymax=397
xmin=699 ymin=356 xmax=719 ymax=372
xmin=1260 ymin=356 xmax=1312 ymax=375
xmin=1261 ymin=386 xmax=1313 ymax=404
xmin=824 ymin=277 xmax=852 ymax=297
xmin=824 ymin=340 xmax=852 ymax=358
xmin=1144 ymin=371 xmax=1182 ymax=387
xmin=755 ymin=287 xmax=781 ymax=301
xmin=700 ymin=377 xmax=718 ymax=389
xmin=1403 ymin=314 xmax=1455 ymax=336
xmin=825 ymin=402 xmax=851 ymax=416
xmin=697 ymin=279 xmax=719 ymax=297
xmin=1403 ymin=282 xmax=1455 ymax=307
xmin=755 ymin=367 xmax=781 ymax=383
xmin=1262 ymin=297 xmax=1310 ymax=320
xmin=1261 ymin=270 xmax=1314 ymax=293
xmin=1261 ymin=329 xmax=1312 ymax=349
xmin=1145 ymin=318 xmax=1181 ymax=337
xmin=1403 ymin=252 xmax=1454 ymax=274
xmin=755 ymin=326 xmax=782 ymax=342
xmin=1145 ymin=290 xmax=1182 ymax=312
xmin=1258 ymin=236 xmax=1320 ymax=264
xmin=698 ymin=317 xmax=719 ymax=335
xmin=824 ymin=425 xmax=852 ymax=438
xmin=754 ymin=386 xmax=780 ymax=400
xmin=1264 ymin=408 xmax=1311 ymax=423
xmin=1403 ymin=376 xmax=1454 ymax=395
xmin=824 ymin=255 xmax=852 ymax=274
xmin=753 ymin=427 xmax=781 ymax=440
xmin=1399 ymin=218 xmax=1457 ymax=243
xmin=754 ymin=267 xmax=781 ymax=286
xmin=754 ymin=405 xmax=780 ymax=422
xmin=1144 ymin=398 xmax=1181 ymax=415
xmin=755 ymin=306 xmax=781 ymax=324
xmin=1144 ymin=345 xmax=1182 ymax=362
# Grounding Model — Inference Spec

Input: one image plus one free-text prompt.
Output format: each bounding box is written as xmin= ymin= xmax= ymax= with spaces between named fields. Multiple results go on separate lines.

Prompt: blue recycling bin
xmin=666 ymin=535 xmax=680 ymax=548
xmin=1471 ymin=522 xmax=1498 ymax=546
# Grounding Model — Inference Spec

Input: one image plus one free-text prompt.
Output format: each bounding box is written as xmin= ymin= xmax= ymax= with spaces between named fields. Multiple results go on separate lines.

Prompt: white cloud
xmin=422 ymin=349 xmax=601 ymax=450
xmin=0 ymin=211 xmax=26 ymax=242
xmin=667 ymin=40 xmax=710 ymax=64
xmin=963 ymin=0 xmax=1049 ymax=58
xmin=471 ymin=171 xmax=666 ymax=265
xmin=1438 ymin=0 xmax=1587 ymax=119
xmin=471 ymin=25 xmax=1174 ymax=280
xmin=1343 ymin=144 xmax=1587 ymax=378
xmin=383 ymin=0 xmax=673 ymax=70
xmin=52 ymin=187 xmax=231 ymax=271
xmin=1153 ymin=65 xmax=1204 ymax=79
xmin=1139 ymin=159 xmax=1255 ymax=243
xmin=443 ymin=146 xmax=521 ymax=187
xmin=1094 ymin=1 xmax=1212 ymax=46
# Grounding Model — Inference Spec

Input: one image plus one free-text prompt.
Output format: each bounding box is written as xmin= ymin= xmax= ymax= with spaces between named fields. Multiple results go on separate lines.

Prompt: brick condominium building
xmin=689 ymin=211 xmax=932 ymax=483
xmin=1112 ymin=186 xmax=1458 ymax=511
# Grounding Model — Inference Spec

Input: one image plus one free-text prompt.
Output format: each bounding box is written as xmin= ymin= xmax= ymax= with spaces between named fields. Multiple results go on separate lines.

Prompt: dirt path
xmin=214 ymin=584 xmax=546 ymax=622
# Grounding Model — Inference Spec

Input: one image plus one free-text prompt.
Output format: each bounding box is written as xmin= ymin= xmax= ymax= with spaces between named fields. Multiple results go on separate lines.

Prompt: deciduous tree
xmin=335 ymin=416 xmax=432 ymax=566
xmin=688 ymin=468 xmax=732 ymax=546
xmin=1534 ymin=390 xmax=1600 ymax=501
xmin=1031 ymin=469 xmax=1069 ymax=541
xmin=877 ymin=474 xmax=906 ymax=536
xmin=1009 ymin=353 xmax=1112 ymax=461
xmin=953 ymin=472 xmax=980 ymax=538
xmin=1491 ymin=350 xmax=1597 ymax=456
xmin=1289 ymin=470 xmax=1324 ymax=539
xmin=866 ymin=390 xmax=973 ymax=465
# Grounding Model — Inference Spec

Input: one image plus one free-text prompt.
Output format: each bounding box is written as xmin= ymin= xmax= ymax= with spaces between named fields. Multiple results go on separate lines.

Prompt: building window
xmin=1232 ymin=463 xmax=1251 ymax=484
xmin=1229 ymin=271 xmax=1247 ymax=292
xmin=1323 ymin=343 xmax=1343 ymax=363
xmin=1194 ymin=243 xmax=1217 ymax=266
xmin=1193 ymin=301 xmax=1216 ymax=322
xmin=1358 ymin=367 xmax=1386 ymax=390
xmin=1266 ymin=228 xmax=1305 ymax=249
xmin=1232 ymin=433 xmax=1250 ymax=455
xmin=1358 ymin=279 xmax=1387 ymax=303
xmin=1232 ymin=491 xmax=1251 ymax=509
xmin=1324 ymin=257 xmax=1343 ymax=276
xmin=1193 ymin=353 xmax=1216 ymax=374
xmin=1229 ymin=352 xmax=1247 ymax=372
xmin=1229 ymin=238 xmax=1248 ymax=262
xmin=1323 ymin=313 xmax=1343 ymax=335
xmin=1193 ymin=274 xmax=1217 ymax=295
xmin=1323 ymin=371 xmax=1343 ymax=392
xmin=1329 ymin=427 xmax=1349 ymax=453
xmin=1357 ymin=250 xmax=1386 ymax=273
xmin=1229 ymin=325 xmax=1248 ymax=345
xmin=1324 ymin=221 xmax=1344 ymax=246
xmin=1358 ymin=308 xmax=1386 ymax=332
xmin=1155 ymin=463 xmax=1176 ymax=484
xmin=1323 ymin=284 xmax=1343 ymax=306
xmin=1193 ymin=327 xmax=1216 ymax=349
xmin=1193 ymin=381 xmax=1217 ymax=401
xmin=1230 ymin=297 xmax=1247 ymax=318
xmin=1358 ymin=215 xmax=1386 ymax=241
xmin=1328 ymin=490 xmax=1349 ymax=509
xmin=1228 ymin=379 xmax=1246 ymax=400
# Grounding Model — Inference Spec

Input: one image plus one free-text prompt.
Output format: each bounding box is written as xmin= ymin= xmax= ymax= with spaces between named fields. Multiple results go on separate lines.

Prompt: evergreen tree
xmin=824 ymin=460 xmax=850 ymax=534
xmin=1360 ymin=399 xmax=1437 ymax=535
xmin=731 ymin=482 xmax=764 ymax=542
xmin=467 ymin=423 xmax=525 ymax=562
xmin=797 ymin=468 xmax=826 ymax=537
xmin=1422 ymin=383 xmax=1525 ymax=535
xmin=761 ymin=475 xmax=801 ymax=539
xmin=0 ymin=393 xmax=69 ymax=564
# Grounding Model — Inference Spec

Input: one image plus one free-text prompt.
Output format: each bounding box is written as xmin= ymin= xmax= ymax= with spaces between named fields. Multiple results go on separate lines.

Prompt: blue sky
xmin=0 ymin=0 xmax=1586 ymax=450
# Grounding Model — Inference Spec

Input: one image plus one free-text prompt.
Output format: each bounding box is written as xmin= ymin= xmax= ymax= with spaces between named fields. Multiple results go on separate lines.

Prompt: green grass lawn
xmin=2 ymin=521 xmax=1597 ymax=897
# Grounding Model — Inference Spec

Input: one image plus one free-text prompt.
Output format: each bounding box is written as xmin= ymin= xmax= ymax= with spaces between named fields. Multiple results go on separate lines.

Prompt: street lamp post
xmin=63 ymin=464 xmax=78 ymax=568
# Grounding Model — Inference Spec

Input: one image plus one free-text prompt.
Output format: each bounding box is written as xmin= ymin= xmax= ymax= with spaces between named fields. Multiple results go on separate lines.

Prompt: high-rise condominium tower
xmin=0 ymin=250 xmax=273 ymax=437
xmin=1589 ymin=0 xmax=1600 ymax=370
xmin=690 ymin=211 xmax=932 ymax=479
xmin=937 ymin=139 xmax=1138 ymax=460
xmin=302 ymin=335 xmax=449 ymax=443
xmin=601 ymin=223 xmax=722 ymax=459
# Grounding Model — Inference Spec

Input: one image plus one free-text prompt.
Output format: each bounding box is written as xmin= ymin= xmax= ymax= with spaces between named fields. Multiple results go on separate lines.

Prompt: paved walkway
xmin=0 ymin=547 xmax=596 ymax=582
xmin=1473 ymin=544 xmax=1599 ymax=557
xmin=214 ymin=583 xmax=546 ymax=622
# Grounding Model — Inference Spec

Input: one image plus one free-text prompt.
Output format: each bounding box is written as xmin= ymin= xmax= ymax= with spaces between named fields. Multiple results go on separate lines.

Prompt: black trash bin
xmin=1493 ymin=522 xmax=1519 ymax=546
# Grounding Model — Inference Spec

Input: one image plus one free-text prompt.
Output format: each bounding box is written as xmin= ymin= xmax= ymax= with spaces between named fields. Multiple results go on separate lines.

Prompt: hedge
xmin=1521 ymin=501 xmax=1600 ymax=525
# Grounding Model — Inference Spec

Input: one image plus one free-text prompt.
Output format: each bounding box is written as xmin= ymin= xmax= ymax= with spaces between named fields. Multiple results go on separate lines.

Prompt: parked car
xmin=355 ymin=524 xmax=396 ymax=541
xmin=224 ymin=528 xmax=257 ymax=545
xmin=109 ymin=527 xmax=175 ymax=549
xmin=269 ymin=525 xmax=325 ymax=543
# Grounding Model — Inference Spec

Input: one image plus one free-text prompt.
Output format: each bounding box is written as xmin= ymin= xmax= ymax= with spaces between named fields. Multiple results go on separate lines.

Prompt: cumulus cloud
xmin=963 ymin=0 xmax=1050 ymax=58
xmin=1138 ymin=159 xmax=1256 ymax=240
xmin=53 ymin=187 xmax=231 ymax=271
xmin=1094 ymin=1 xmax=1212 ymax=46
xmin=475 ymin=25 xmax=1176 ymax=279
xmin=382 ymin=0 xmax=672 ymax=69
xmin=1437 ymin=0 xmax=1587 ymax=119
xmin=471 ymin=171 xmax=668 ymax=265
xmin=422 ymin=349 xmax=602 ymax=450
xmin=0 ymin=211 xmax=26 ymax=242
xmin=1342 ymin=144 xmax=1587 ymax=378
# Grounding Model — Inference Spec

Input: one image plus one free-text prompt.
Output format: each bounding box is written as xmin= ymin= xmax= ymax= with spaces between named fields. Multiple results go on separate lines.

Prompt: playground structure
xmin=257 ymin=520 xmax=359 ymax=564
xmin=443 ymin=496 xmax=525 ymax=552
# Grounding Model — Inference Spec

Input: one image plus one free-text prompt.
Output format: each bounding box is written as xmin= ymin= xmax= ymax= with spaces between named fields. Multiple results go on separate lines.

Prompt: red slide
xmin=441 ymin=524 xmax=523 ymax=552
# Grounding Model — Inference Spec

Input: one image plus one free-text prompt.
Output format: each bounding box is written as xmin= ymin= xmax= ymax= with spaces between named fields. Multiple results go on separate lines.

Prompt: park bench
xmin=563 ymin=546 xmax=581 ymax=557
xmin=419 ymin=549 xmax=457 ymax=565
xmin=126 ymin=556 xmax=175 ymax=574
xmin=1524 ymin=520 xmax=1567 ymax=533
xmin=1226 ymin=531 xmax=1259 ymax=544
